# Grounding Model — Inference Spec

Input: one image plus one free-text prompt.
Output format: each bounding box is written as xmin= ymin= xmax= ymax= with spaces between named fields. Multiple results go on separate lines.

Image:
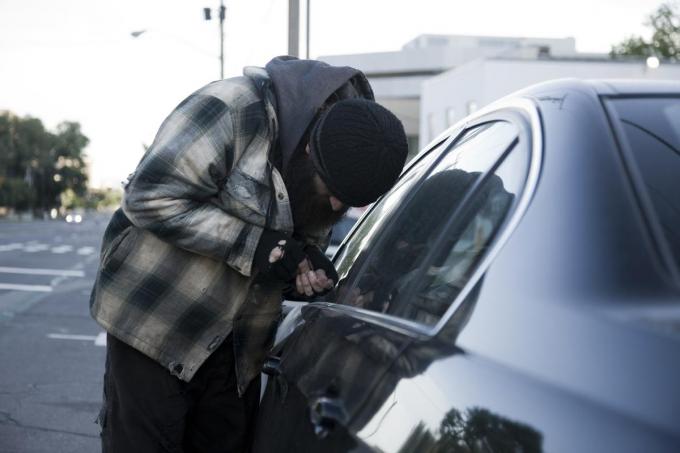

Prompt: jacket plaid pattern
xmin=90 ymin=67 xmax=323 ymax=395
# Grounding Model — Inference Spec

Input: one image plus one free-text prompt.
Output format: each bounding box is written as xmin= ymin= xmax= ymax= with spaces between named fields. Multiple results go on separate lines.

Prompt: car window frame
xmin=298 ymin=98 xmax=544 ymax=339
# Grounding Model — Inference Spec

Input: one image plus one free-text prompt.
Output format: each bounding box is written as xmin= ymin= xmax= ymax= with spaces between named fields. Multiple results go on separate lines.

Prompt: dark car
xmin=254 ymin=79 xmax=680 ymax=453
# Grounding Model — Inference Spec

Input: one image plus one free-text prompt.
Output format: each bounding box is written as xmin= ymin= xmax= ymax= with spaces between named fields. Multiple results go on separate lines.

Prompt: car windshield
xmin=610 ymin=97 xmax=680 ymax=272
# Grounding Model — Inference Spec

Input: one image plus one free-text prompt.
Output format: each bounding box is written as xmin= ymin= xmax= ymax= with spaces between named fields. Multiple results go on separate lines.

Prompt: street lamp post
xmin=219 ymin=1 xmax=225 ymax=79
xmin=130 ymin=29 xmax=216 ymax=60
xmin=204 ymin=1 xmax=226 ymax=79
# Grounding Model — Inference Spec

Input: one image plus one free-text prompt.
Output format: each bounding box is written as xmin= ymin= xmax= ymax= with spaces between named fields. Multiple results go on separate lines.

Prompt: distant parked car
xmin=63 ymin=210 xmax=84 ymax=223
xmin=254 ymin=79 xmax=680 ymax=452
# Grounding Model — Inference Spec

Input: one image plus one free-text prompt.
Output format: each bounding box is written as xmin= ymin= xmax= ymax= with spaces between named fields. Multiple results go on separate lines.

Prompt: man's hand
xmin=295 ymin=258 xmax=335 ymax=296
xmin=294 ymin=245 xmax=339 ymax=297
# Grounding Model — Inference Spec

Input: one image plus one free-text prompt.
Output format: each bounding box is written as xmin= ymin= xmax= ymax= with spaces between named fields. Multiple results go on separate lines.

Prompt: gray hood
xmin=264 ymin=56 xmax=374 ymax=171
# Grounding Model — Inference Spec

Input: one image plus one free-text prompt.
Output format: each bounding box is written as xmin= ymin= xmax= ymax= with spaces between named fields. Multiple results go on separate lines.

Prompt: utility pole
xmin=204 ymin=1 xmax=226 ymax=79
xmin=219 ymin=0 xmax=225 ymax=79
xmin=288 ymin=0 xmax=299 ymax=57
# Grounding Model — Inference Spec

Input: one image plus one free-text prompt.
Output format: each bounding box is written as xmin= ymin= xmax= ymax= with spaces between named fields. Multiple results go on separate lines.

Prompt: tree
xmin=397 ymin=422 xmax=437 ymax=453
xmin=611 ymin=2 xmax=680 ymax=60
xmin=0 ymin=111 xmax=89 ymax=214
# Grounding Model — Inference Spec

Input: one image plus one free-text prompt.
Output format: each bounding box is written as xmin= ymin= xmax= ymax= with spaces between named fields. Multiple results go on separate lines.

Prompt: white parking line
xmin=0 ymin=283 xmax=52 ymax=292
xmin=0 ymin=266 xmax=85 ymax=277
xmin=0 ymin=242 xmax=98 ymax=256
xmin=47 ymin=331 xmax=107 ymax=347
xmin=51 ymin=245 xmax=74 ymax=254
xmin=47 ymin=333 xmax=97 ymax=341
xmin=0 ymin=243 xmax=23 ymax=252
xmin=95 ymin=332 xmax=107 ymax=346
xmin=24 ymin=244 xmax=49 ymax=253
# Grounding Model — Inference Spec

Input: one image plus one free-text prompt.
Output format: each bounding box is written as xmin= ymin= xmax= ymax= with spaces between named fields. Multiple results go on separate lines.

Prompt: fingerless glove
xmin=253 ymin=230 xmax=306 ymax=283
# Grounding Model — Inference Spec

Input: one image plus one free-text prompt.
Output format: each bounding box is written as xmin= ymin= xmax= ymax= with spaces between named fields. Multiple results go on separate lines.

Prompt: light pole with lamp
xmin=203 ymin=0 xmax=226 ymax=79
xmin=129 ymin=29 xmax=216 ymax=60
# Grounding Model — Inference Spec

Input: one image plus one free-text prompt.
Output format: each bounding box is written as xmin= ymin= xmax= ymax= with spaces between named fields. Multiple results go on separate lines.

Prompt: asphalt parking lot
xmin=0 ymin=213 xmax=110 ymax=453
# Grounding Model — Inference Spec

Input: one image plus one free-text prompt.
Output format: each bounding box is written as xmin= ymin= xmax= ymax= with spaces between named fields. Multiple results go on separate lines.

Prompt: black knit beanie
xmin=308 ymin=99 xmax=408 ymax=207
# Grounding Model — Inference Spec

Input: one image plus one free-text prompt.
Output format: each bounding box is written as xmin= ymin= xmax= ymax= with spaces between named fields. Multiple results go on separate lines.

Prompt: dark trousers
xmin=99 ymin=333 xmax=260 ymax=453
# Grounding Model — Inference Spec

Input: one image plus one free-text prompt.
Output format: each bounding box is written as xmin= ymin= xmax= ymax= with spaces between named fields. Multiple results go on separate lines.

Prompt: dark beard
xmin=284 ymin=151 xmax=348 ymax=232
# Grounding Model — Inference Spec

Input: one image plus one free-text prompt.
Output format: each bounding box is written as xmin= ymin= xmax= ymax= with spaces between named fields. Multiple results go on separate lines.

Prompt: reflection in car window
xmin=610 ymin=97 xmax=680 ymax=271
xmin=393 ymin=145 xmax=527 ymax=324
xmin=333 ymin=121 xmax=526 ymax=325
xmin=334 ymin=123 xmax=497 ymax=282
xmin=332 ymin=134 xmax=447 ymax=282
xmin=332 ymin=124 xmax=507 ymax=271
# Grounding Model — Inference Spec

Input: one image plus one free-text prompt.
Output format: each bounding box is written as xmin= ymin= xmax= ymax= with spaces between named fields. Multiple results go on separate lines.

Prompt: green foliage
xmin=0 ymin=178 xmax=35 ymax=211
xmin=397 ymin=406 xmax=543 ymax=453
xmin=611 ymin=2 xmax=680 ymax=60
xmin=88 ymin=188 xmax=123 ymax=210
xmin=397 ymin=422 xmax=436 ymax=453
xmin=611 ymin=35 xmax=656 ymax=58
xmin=0 ymin=111 xmax=90 ymax=213
xmin=62 ymin=187 xmax=122 ymax=211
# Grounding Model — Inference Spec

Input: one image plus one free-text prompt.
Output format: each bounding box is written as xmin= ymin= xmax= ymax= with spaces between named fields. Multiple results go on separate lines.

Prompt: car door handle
xmin=309 ymin=396 xmax=349 ymax=439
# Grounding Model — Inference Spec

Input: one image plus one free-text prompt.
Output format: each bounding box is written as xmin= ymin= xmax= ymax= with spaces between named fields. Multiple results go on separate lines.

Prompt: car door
xmin=253 ymin=110 xmax=534 ymax=453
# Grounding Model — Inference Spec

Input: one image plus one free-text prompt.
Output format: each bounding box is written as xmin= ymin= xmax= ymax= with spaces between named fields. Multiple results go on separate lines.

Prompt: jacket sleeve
xmin=121 ymin=92 xmax=264 ymax=277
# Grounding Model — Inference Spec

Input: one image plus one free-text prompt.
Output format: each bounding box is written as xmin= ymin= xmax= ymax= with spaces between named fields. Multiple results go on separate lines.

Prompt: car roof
xmin=512 ymin=78 xmax=680 ymax=100
xmin=429 ymin=78 xmax=680 ymax=148
xmin=587 ymin=79 xmax=680 ymax=96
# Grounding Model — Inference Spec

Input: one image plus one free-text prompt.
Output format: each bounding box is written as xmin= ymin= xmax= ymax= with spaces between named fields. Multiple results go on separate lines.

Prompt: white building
xmin=320 ymin=34 xmax=680 ymax=152
xmin=420 ymin=56 xmax=680 ymax=146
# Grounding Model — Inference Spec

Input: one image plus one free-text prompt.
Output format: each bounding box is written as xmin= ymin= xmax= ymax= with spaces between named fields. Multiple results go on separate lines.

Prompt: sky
xmin=0 ymin=0 xmax=660 ymax=188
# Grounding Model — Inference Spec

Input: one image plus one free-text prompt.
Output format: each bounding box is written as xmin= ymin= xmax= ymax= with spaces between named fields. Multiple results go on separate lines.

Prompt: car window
xmin=389 ymin=142 xmax=528 ymax=324
xmin=332 ymin=121 xmax=525 ymax=325
xmin=608 ymin=97 xmax=680 ymax=271
xmin=331 ymin=123 xmax=510 ymax=272
xmin=332 ymin=123 xmax=499 ymax=280
xmin=331 ymin=128 xmax=474 ymax=281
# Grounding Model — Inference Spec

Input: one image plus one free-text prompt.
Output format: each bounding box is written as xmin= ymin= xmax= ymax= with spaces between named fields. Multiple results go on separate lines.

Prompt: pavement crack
xmin=0 ymin=410 xmax=20 ymax=426
xmin=0 ymin=410 xmax=97 ymax=439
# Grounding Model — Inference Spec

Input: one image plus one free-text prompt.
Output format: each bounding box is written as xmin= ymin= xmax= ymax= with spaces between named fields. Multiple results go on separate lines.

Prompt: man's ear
xmin=305 ymin=144 xmax=311 ymax=155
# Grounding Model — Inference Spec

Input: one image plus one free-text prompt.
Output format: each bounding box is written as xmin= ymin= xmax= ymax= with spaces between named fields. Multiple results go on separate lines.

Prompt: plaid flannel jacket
xmin=90 ymin=67 xmax=325 ymax=395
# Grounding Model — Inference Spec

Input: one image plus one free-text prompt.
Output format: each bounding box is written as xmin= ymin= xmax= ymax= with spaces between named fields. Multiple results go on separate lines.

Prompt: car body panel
xmin=357 ymin=343 xmax=680 ymax=453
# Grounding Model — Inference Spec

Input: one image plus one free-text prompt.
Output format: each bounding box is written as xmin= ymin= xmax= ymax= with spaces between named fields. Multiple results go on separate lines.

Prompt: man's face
xmin=284 ymin=147 xmax=349 ymax=231
xmin=312 ymin=172 xmax=346 ymax=212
